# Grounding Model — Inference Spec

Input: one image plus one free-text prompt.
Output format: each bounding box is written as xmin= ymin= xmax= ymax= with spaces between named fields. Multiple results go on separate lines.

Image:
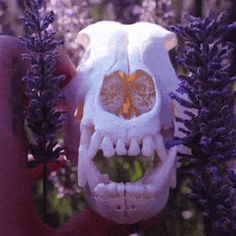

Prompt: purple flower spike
xmin=171 ymin=12 xmax=236 ymax=235
xmin=20 ymin=0 xmax=65 ymax=165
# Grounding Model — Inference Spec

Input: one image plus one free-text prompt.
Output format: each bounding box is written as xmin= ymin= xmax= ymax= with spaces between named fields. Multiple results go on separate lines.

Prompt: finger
xmin=56 ymin=49 xmax=77 ymax=87
xmin=0 ymin=35 xmax=46 ymax=234
xmin=63 ymin=76 xmax=81 ymax=166
xmin=57 ymin=208 xmax=117 ymax=236
xmin=0 ymin=36 xmax=27 ymax=138
xmin=59 ymin=53 xmax=80 ymax=165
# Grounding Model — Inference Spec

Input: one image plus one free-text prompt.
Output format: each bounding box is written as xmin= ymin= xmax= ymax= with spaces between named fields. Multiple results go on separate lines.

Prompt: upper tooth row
xmin=88 ymin=131 xmax=168 ymax=161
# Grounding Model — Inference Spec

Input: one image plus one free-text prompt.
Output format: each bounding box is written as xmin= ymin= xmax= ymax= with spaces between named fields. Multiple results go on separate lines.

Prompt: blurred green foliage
xmin=33 ymin=179 xmax=88 ymax=227
xmin=94 ymin=151 xmax=158 ymax=182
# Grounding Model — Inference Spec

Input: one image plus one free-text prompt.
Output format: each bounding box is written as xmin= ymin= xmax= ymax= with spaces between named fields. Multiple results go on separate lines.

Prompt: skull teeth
xmin=94 ymin=183 xmax=105 ymax=197
xmin=126 ymin=183 xmax=144 ymax=198
xmin=90 ymin=132 xmax=172 ymax=183
xmin=80 ymin=129 xmax=175 ymax=187
xmin=154 ymin=134 xmax=168 ymax=161
xmin=142 ymin=135 xmax=154 ymax=157
xmin=88 ymin=131 xmax=102 ymax=159
xmin=109 ymin=134 xmax=168 ymax=160
xmin=101 ymin=134 xmax=115 ymax=158
xmin=128 ymin=138 xmax=140 ymax=156
xmin=106 ymin=182 xmax=117 ymax=198
xmin=86 ymin=130 xmax=169 ymax=160
xmin=115 ymin=138 xmax=127 ymax=155
xmin=94 ymin=182 xmax=157 ymax=199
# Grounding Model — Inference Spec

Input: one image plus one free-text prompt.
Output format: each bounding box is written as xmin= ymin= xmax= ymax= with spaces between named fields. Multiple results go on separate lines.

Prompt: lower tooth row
xmin=94 ymin=182 xmax=156 ymax=199
xmin=94 ymin=183 xmax=125 ymax=198
xmin=126 ymin=183 xmax=156 ymax=199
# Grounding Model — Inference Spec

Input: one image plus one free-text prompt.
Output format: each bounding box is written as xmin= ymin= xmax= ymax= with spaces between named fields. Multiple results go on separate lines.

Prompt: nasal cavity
xmin=100 ymin=70 xmax=156 ymax=119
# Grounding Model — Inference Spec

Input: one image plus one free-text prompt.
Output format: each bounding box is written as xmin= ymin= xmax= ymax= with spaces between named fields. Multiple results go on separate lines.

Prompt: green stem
xmin=42 ymin=160 xmax=48 ymax=223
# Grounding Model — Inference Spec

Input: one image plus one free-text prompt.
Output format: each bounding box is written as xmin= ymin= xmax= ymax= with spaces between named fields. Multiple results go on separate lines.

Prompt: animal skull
xmin=71 ymin=21 xmax=179 ymax=224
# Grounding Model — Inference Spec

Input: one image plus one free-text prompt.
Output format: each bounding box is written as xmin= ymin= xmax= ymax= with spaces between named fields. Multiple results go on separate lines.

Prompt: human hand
xmin=0 ymin=35 xmax=79 ymax=235
xmin=0 ymin=35 xmax=164 ymax=236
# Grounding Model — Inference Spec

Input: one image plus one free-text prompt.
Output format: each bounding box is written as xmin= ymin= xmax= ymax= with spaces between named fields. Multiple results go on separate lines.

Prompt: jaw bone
xmin=78 ymin=125 xmax=177 ymax=224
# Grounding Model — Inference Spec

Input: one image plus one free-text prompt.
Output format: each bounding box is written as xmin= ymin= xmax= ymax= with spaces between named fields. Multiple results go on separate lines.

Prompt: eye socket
xmin=100 ymin=70 xmax=156 ymax=119
xmin=129 ymin=70 xmax=156 ymax=116
xmin=100 ymin=71 xmax=126 ymax=116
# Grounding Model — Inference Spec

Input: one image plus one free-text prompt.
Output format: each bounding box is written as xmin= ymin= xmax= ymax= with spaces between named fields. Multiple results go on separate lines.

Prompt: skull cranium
xmin=68 ymin=21 xmax=179 ymax=224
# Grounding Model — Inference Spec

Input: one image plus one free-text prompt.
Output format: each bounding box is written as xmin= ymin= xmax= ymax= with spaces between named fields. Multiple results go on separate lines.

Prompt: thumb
xmin=57 ymin=52 xmax=80 ymax=166
xmin=57 ymin=208 xmax=117 ymax=236
xmin=0 ymin=35 xmax=47 ymax=234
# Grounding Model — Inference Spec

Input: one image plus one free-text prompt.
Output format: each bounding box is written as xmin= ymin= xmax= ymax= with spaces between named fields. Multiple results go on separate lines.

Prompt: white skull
xmin=71 ymin=21 xmax=179 ymax=224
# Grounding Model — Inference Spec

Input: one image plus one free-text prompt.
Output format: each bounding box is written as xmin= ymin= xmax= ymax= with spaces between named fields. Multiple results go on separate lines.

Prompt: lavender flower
xmin=186 ymin=166 xmax=236 ymax=235
xmin=46 ymin=0 xmax=95 ymax=65
xmin=139 ymin=0 xmax=175 ymax=27
xmin=170 ymin=13 xmax=236 ymax=235
xmin=20 ymin=0 xmax=65 ymax=164
xmin=20 ymin=0 xmax=65 ymax=221
xmin=109 ymin=0 xmax=142 ymax=24
xmin=0 ymin=1 xmax=23 ymax=35
xmin=202 ymin=0 xmax=234 ymax=17
xmin=106 ymin=0 xmax=176 ymax=28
